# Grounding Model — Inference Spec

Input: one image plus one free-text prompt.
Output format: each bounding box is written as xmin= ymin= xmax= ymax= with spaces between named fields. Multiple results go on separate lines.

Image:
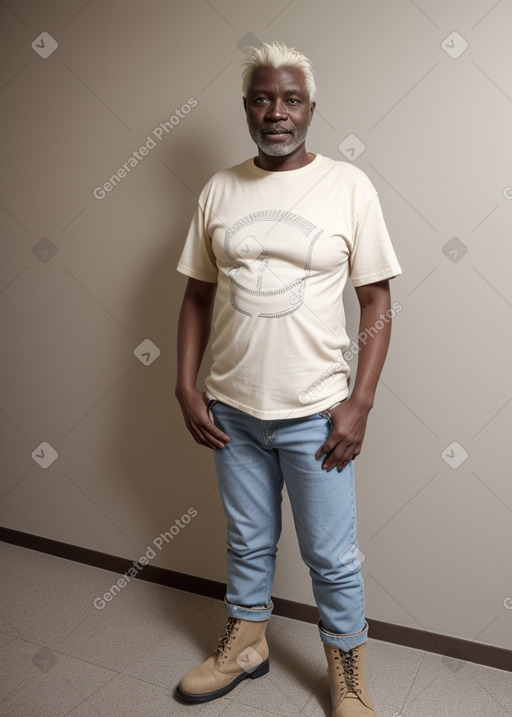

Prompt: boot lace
xmin=217 ymin=617 xmax=239 ymax=654
xmin=339 ymin=649 xmax=361 ymax=695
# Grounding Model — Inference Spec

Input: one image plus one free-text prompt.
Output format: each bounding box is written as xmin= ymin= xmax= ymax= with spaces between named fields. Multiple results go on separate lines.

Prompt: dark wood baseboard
xmin=1 ymin=526 xmax=510 ymax=672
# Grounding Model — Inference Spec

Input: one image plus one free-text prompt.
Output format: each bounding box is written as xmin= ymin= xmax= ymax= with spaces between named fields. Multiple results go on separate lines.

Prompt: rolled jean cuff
xmin=225 ymin=597 xmax=273 ymax=622
xmin=318 ymin=620 xmax=368 ymax=651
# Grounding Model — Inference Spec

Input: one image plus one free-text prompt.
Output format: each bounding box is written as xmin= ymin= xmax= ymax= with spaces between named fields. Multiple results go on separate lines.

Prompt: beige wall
xmin=1 ymin=0 xmax=511 ymax=651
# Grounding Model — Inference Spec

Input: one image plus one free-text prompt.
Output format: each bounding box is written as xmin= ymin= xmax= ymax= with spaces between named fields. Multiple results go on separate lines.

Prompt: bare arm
xmin=175 ymin=277 xmax=230 ymax=449
xmin=315 ymin=279 xmax=392 ymax=471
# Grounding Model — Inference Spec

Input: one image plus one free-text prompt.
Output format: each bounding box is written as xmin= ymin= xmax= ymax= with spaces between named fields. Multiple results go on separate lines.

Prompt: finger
xmin=324 ymin=456 xmax=350 ymax=471
xmin=201 ymin=419 xmax=230 ymax=444
xmin=191 ymin=427 xmax=223 ymax=450
xmin=322 ymin=443 xmax=351 ymax=471
xmin=193 ymin=420 xmax=230 ymax=449
xmin=315 ymin=442 xmax=332 ymax=461
xmin=200 ymin=435 xmax=225 ymax=449
xmin=335 ymin=446 xmax=359 ymax=471
xmin=330 ymin=446 xmax=358 ymax=471
xmin=201 ymin=429 xmax=230 ymax=449
xmin=336 ymin=461 xmax=350 ymax=473
xmin=202 ymin=403 xmax=230 ymax=444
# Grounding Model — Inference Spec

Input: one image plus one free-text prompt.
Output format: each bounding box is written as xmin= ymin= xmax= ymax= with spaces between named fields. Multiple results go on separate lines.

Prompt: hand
xmin=315 ymin=399 xmax=370 ymax=472
xmin=176 ymin=388 xmax=230 ymax=449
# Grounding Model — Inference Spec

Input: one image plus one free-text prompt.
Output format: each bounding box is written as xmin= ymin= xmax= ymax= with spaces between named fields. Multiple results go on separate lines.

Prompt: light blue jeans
xmin=210 ymin=400 xmax=368 ymax=651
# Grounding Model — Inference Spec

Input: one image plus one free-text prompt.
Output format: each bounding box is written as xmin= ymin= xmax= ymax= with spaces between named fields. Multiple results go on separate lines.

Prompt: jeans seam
xmin=265 ymin=465 xmax=282 ymax=605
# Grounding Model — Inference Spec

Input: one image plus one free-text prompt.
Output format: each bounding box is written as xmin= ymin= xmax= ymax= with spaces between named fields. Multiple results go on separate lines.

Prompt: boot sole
xmin=176 ymin=659 xmax=270 ymax=703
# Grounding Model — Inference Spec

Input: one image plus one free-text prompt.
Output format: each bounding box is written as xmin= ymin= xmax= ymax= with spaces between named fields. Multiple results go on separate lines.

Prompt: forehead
xmin=247 ymin=65 xmax=308 ymax=96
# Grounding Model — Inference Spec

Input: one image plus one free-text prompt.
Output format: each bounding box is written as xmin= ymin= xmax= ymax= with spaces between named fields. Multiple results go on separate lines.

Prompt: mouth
xmin=262 ymin=129 xmax=293 ymax=139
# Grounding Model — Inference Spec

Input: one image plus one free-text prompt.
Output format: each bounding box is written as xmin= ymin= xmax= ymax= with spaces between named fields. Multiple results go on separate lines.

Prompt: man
xmin=175 ymin=42 xmax=401 ymax=717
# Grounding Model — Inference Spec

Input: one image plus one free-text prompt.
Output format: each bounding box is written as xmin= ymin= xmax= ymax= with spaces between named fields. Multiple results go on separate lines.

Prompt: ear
xmin=309 ymin=101 xmax=316 ymax=125
xmin=243 ymin=97 xmax=250 ymax=124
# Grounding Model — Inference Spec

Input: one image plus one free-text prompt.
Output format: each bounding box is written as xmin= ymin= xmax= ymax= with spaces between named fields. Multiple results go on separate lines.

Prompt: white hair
xmin=241 ymin=41 xmax=316 ymax=101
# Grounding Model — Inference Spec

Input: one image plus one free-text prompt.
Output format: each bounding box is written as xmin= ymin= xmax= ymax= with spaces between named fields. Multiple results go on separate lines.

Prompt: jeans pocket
xmin=207 ymin=398 xmax=217 ymax=423
xmin=318 ymin=398 xmax=348 ymax=426
xmin=318 ymin=410 xmax=332 ymax=427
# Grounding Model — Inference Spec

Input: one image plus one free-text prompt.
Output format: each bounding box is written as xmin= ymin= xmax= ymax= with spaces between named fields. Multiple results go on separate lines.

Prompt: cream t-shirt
xmin=177 ymin=154 xmax=402 ymax=419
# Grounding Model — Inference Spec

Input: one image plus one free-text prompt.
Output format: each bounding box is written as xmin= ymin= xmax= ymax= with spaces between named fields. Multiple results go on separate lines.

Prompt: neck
xmin=254 ymin=146 xmax=316 ymax=172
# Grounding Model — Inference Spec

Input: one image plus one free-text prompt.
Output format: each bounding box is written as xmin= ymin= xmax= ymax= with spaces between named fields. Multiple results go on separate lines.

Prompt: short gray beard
xmin=252 ymin=127 xmax=309 ymax=157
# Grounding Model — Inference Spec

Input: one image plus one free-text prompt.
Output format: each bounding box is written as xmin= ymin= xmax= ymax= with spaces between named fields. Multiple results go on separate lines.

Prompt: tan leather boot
xmin=177 ymin=617 xmax=269 ymax=702
xmin=324 ymin=642 xmax=375 ymax=716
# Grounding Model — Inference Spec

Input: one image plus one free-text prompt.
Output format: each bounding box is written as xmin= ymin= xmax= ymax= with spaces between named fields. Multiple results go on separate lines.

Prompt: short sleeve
xmin=176 ymin=195 xmax=218 ymax=283
xmin=349 ymin=194 xmax=402 ymax=287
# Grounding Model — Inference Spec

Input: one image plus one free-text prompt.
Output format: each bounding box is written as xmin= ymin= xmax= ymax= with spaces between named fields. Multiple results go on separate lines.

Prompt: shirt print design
xmin=224 ymin=209 xmax=323 ymax=318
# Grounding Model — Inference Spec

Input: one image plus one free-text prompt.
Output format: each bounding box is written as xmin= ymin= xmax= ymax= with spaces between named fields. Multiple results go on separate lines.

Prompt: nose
xmin=265 ymin=100 xmax=287 ymax=121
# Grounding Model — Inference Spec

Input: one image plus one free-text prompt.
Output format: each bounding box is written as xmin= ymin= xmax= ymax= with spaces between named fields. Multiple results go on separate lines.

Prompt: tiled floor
xmin=0 ymin=542 xmax=510 ymax=717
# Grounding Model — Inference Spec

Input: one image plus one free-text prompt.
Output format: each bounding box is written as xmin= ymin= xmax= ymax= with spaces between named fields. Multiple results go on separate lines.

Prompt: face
xmin=244 ymin=66 xmax=315 ymax=158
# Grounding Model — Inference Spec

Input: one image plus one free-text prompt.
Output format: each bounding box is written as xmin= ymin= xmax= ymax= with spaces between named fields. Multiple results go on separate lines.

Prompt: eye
xmin=287 ymin=98 xmax=300 ymax=104
xmin=253 ymin=97 xmax=269 ymax=104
